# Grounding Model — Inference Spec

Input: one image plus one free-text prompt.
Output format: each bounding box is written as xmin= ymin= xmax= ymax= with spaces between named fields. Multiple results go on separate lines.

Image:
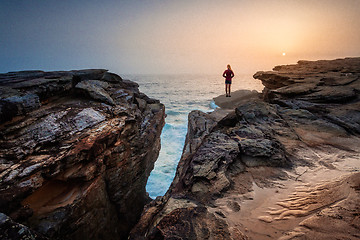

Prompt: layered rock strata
xmin=130 ymin=57 xmax=360 ymax=239
xmin=0 ymin=69 xmax=165 ymax=240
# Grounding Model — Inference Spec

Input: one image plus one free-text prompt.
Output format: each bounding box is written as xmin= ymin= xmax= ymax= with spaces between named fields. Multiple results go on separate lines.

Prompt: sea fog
xmin=122 ymin=74 xmax=264 ymax=198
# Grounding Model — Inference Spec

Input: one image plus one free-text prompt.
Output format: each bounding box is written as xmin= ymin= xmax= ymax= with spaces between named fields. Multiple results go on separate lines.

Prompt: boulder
xmin=75 ymin=80 xmax=115 ymax=105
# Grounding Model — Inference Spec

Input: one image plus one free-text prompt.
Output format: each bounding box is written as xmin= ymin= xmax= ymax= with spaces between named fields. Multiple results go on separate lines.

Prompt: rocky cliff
xmin=130 ymin=57 xmax=360 ymax=239
xmin=0 ymin=69 xmax=165 ymax=239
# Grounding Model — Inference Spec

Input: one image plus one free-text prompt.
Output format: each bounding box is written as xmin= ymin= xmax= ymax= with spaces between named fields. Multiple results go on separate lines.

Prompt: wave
xmin=166 ymin=110 xmax=185 ymax=116
xmin=210 ymin=100 xmax=219 ymax=110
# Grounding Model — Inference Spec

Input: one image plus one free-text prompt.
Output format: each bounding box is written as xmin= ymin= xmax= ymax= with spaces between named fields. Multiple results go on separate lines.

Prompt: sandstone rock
xmin=0 ymin=212 xmax=47 ymax=240
xmin=101 ymin=72 xmax=123 ymax=83
xmin=0 ymin=69 xmax=165 ymax=240
xmin=148 ymin=207 xmax=231 ymax=240
xmin=213 ymin=89 xmax=260 ymax=109
xmin=254 ymin=57 xmax=360 ymax=103
xmin=131 ymin=57 xmax=360 ymax=239
xmin=182 ymin=110 xmax=218 ymax=159
xmin=75 ymin=80 xmax=115 ymax=105
xmin=0 ymin=89 xmax=40 ymax=117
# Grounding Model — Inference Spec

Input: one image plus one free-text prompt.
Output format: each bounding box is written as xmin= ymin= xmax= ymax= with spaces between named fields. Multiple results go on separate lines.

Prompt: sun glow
xmin=282 ymin=52 xmax=286 ymax=56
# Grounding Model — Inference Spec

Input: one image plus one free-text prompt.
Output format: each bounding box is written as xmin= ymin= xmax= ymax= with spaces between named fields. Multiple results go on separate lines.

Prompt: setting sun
xmin=283 ymin=52 xmax=286 ymax=56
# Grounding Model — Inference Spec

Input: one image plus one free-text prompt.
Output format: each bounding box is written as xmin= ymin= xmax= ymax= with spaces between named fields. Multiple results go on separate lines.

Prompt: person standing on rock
xmin=223 ymin=64 xmax=234 ymax=97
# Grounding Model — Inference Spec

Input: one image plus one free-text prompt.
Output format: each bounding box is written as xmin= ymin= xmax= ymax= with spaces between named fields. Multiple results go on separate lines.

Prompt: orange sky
xmin=112 ymin=0 xmax=360 ymax=74
xmin=1 ymin=0 xmax=360 ymax=74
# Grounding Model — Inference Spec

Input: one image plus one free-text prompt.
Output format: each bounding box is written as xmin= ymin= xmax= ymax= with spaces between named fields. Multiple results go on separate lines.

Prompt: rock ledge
xmin=130 ymin=57 xmax=360 ymax=240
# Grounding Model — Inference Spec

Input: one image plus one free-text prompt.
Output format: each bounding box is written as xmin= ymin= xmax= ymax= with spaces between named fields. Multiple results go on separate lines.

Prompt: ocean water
xmin=122 ymin=74 xmax=264 ymax=199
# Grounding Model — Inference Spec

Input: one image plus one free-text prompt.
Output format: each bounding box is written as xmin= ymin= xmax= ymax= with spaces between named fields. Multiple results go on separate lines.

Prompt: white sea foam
xmin=210 ymin=100 xmax=219 ymax=110
xmin=123 ymin=74 xmax=263 ymax=198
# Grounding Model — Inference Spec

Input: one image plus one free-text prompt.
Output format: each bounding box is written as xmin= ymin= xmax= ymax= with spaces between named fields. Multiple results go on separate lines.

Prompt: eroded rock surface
xmin=130 ymin=58 xmax=360 ymax=239
xmin=0 ymin=69 xmax=165 ymax=239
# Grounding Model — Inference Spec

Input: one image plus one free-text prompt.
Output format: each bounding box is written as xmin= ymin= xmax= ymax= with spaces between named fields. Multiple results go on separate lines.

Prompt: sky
xmin=1 ymin=0 xmax=360 ymax=74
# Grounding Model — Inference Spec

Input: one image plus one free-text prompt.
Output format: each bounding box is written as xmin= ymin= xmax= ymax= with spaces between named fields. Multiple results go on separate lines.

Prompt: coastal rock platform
xmin=130 ymin=57 xmax=360 ymax=239
xmin=0 ymin=70 xmax=165 ymax=239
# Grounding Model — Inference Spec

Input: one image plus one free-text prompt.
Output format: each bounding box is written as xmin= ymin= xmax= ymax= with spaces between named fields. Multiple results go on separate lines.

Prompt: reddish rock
xmin=0 ymin=69 xmax=165 ymax=239
xmin=130 ymin=57 xmax=360 ymax=239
